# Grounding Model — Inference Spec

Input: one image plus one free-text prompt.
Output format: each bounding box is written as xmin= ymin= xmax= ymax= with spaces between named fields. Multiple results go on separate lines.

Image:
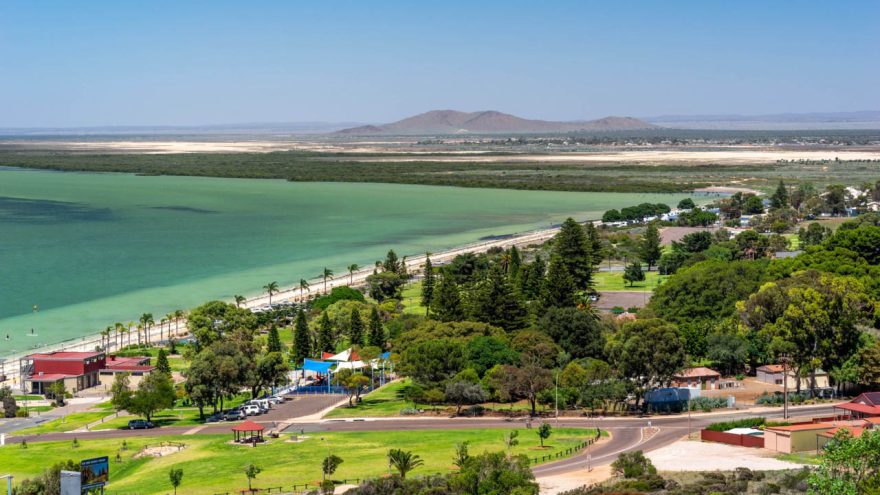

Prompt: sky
xmin=1 ymin=0 xmax=878 ymax=127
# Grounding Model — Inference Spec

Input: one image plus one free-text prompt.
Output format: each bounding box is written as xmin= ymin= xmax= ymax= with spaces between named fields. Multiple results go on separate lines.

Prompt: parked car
xmin=267 ymin=395 xmax=284 ymax=405
xmin=243 ymin=404 xmax=262 ymax=416
xmin=251 ymin=399 xmax=271 ymax=411
xmin=205 ymin=412 xmax=224 ymax=423
xmin=223 ymin=409 xmax=245 ymax=421
xmin=128 ymin=419 xmax=155 ymax=430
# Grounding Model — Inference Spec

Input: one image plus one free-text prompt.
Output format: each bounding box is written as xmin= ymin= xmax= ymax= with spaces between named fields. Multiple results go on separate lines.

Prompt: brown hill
xmin=335 ymin=110 xmax=655 ymax=135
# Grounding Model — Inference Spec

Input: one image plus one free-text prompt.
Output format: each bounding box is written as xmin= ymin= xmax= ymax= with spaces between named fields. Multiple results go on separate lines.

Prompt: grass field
xmin=592 ymin=270 xmax=666 ymax=292
xmin=325 ymin=379 xmax=412 ymax=418
xmin=401 ymin=282 xmax=427 ymax=315
xmin=1 ymin=428 xmax=598 ymax=494
xmin=15 ymin=411 xmax=113 ymax=435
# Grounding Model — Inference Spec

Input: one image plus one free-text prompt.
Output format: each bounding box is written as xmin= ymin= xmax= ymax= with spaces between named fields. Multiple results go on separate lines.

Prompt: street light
xmin=1 ymin=474 xmax=12 ymax=495
xmin=554 ymin=370 xmax=559 ymax=427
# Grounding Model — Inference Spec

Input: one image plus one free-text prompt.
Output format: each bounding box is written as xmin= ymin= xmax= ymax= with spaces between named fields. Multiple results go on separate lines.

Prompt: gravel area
xmin=647 ymin=440 xmax=803 ymax=471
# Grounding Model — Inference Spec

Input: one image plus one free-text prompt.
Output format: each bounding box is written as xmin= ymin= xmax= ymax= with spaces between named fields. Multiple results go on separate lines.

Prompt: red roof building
xmin=834 ymin=392 xmax=880 ymax=419
xmin=98 ymin=355 xmax=155 ymax=387
xmin=23 ymin=351 xmax=106 ymax=395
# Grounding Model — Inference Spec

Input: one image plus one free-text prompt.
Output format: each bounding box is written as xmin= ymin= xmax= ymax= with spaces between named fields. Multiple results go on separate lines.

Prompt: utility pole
xmin=554 ymin=370 xmax=559 ymax=427
xmin=781 ymin=354 xmax=790 ymax=420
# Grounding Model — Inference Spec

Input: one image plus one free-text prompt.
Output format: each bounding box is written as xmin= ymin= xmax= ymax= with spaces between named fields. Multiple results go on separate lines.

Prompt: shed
xmin=763 ymin=423 xmax=833 ymax=453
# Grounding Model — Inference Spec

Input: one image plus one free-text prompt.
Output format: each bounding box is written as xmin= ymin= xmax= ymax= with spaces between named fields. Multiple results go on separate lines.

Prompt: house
xmin=671 ymin=367 xmax=722 ymax=390
xmin=756 ymin=364 xmax=829 ymax=390
xmin=22 ymin=351 xmax=106 ymax=395
xmin=98 ymin=355 xmax=155 ymax=388
xmin=833 ymin=392 xmax=880 ymax=419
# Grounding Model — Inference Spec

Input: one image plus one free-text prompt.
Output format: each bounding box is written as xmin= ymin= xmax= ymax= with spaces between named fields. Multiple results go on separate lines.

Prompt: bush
xmin=706 ymin=417 xmax=766 ymax=432
xmin=688 ymin=396 xmax=729 ymax=412
xmin=611 ymin=451 xmax=656 ymax=479
xmin=312 ymin=286 xmax=365 ymax=311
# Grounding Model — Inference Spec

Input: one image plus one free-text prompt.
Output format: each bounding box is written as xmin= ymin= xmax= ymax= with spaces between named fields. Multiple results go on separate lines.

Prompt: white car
xmin=243 ymin=404 xmax=261 ymax=416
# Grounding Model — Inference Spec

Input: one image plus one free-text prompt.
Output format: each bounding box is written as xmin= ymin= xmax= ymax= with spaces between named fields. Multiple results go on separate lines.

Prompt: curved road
xmin=5 ymin=402 xmax=836 ymax=480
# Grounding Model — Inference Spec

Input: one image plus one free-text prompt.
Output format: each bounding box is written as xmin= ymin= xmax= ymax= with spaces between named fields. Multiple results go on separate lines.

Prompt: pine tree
xmin=349 ymin=307 xmax=364 ymax=346
xmin=639 ymin=222 xmax=662 ymax=271
xmin=470 ymin=266 xmax=528 ymax=331
xmin=383 ymin=249 xmax=401 ymax=275
xmin=292 ymin=309 xmax=311 ymax=365
xmin=431 ymin=272 xmax=465 ymax=322
xmin=770 ymin=180 xmax=789 ymax=210
xmin=623 ymin=260 xmax=645 ymax=287
xmin=421 ymin=255 xmax=435 ymax=311
xmin=518 ymin=255 xmax=546 ymax=300
xmin=267 ymin=326 xmax=282 ymax=353
xmin=583 ymin=222 xmax=604 ymax=267
xmin=155 ymin=348 xmax=171 ymax=374
xmin=317 ymin=311 xmax=334 ymax=354
xmin=552 ymin=218 xmax=593 ymax=289
xmin=542 ymin=256 xmax=577 ymax=308
xmin=368 ymin=306 xmax=385 ymax=348
xmin=508 ymin=246 xmax=522 ymax=281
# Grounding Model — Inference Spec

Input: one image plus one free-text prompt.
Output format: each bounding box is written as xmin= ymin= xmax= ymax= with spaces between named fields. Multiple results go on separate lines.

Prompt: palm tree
xmin=140 ymin=313 xmax=154 ymax=345
xmin=101 ymin=327 xmax=112 ymax=351
xmin=321 ymin=268 xmax=333 ymax=293
xmin=299 ymin=279 xmax=310 ymax=296
xmin=114 ymin=322 xmax=124 ymax=350
xmin=263 ymin=282 xmax=279 ymax=305
xmin=126 ymin=321 xmax=134 ymax=348
xmin=164 ymin=312 xmax=175 ymax=343
xmin=234 ymin=295 xmax=246 ymax=308
xmin=136 ymin=324 xmax=144 ymax=347
xmin=347 ymin=264 xmax=360 ymax=284
xmin=387 ymin=449 xmax=423 ymax=479
xmin=173 ymin=309 xmax=185 ymax=337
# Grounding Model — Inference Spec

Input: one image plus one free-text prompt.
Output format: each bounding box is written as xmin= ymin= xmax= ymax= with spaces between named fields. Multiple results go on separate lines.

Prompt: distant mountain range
xmin=645 ymin=111 xmax=880 ymax=130
xmin=335 ymin=110 xmax=655 ymax=135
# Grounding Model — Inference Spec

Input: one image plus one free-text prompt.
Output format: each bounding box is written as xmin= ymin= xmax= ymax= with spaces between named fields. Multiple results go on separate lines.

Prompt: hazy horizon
xmin=1 ymin=1 xmax=878 ymax=127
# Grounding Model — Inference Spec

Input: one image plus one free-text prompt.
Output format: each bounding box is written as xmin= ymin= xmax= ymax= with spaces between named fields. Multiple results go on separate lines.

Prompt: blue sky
xmin=1 ymin=1 xmax=878 ymax=127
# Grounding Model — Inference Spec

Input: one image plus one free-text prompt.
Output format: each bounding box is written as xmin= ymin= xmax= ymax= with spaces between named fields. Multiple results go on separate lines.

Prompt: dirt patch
xmin=647 ymin=439 xmax=801 ymax=471
xmin=134 ymin=444 xmax=186 ymax=458
xmin=537 ymin=465 xmax=613 ymax=495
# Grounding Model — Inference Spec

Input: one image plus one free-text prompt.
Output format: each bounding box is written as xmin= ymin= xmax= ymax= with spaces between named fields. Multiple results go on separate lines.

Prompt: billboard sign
xmin=81 ymin=456 xmax=109 ymax=490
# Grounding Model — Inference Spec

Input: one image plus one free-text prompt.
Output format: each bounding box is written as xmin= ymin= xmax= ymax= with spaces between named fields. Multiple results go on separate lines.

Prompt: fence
xmin=293 ymin=385 xmax=349 ymax=395
xmin=528 ymin=428 xmax=602 ymax=465
xmin=700 ymin=429 xmax=765 ymax=448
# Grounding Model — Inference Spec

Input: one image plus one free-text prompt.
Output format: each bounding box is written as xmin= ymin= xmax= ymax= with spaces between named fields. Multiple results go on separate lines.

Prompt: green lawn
xmin=95 ymin=394 xmax=253 ymax=429
xmin=14 ymin=394 xmax=44 ymax=401
xmin=401 ymin=281 xmax=427 ymax=315
xmin=14 ymin=411 xmax=113 ymax=435
xmin=1 ymin=428 xmax=597 ymax=494
xmin=776 ymin=452 xmax=821 ymax=465
xmin=325 ymin=379 xmax=412 ymax=418
xmin=326 ymin=379 xmax=550 ymax=418
xmin=592 ymin=270 xmax=666 ymax=292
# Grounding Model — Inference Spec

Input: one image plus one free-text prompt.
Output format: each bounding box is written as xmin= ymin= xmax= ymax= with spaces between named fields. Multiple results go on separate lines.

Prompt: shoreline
xmin=0 ymin=221 xmax=564 ymax=386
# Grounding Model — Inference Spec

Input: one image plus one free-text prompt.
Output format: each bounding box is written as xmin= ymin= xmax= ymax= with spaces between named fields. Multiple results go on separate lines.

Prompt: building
xmin=22 ymin=351 xmax=154 ymax=395
xmin=22 ymin=351 xmax=106 ymax=395
xmin=98 ymin=355 xmax=154 ymax=388
xmin=756 ymin=364 xmax=829 ymax=390
xmin=833 ymin=392 xmax=880 ymax=419
xmin=671 ymin=367 xmax=722 ymax=390
xmin=763 ymin=423 xmax=836 ymax=453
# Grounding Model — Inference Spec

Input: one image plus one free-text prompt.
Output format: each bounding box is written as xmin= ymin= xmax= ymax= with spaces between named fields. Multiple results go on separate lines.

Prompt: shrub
xmin=706 ymin=417 xmax=766 ymax=432
xmin=611 ymin=451 xmax=656 ymax=479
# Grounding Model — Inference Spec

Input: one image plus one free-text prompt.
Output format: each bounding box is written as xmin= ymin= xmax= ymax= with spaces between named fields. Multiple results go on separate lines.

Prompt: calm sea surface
xmin=0 ymin=168 xmax=692 ymax=355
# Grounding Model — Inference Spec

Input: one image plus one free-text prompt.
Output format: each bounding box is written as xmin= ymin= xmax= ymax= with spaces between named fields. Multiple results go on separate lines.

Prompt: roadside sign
xmin=80 ymin=456 xmax=109 ymax=490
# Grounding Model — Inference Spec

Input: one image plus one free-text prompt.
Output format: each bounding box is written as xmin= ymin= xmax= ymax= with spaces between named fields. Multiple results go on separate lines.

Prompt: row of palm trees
xmin=243 ymin=258 xmax=400 ymax=309
xmin=98 ymin=309 xmax=186 ymax=352
xmin=237 ymin=267 xmax=346 ymax=309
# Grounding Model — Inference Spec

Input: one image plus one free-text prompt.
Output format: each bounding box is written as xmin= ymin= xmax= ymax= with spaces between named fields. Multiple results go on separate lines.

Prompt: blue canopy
xmin=381 ymin=352 xmax=391 ymax=360
xmin=302 ymin=359 xmax=334 ymax=373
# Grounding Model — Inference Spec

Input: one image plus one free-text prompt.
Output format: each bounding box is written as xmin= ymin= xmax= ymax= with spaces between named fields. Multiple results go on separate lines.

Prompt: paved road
xmin=4 ymin=402 xmax=836 ymax=479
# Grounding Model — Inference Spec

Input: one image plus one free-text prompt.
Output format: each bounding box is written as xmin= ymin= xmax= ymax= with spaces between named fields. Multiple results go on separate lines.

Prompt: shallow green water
xmin=0 ymin=168 xmax=692 ymax=355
